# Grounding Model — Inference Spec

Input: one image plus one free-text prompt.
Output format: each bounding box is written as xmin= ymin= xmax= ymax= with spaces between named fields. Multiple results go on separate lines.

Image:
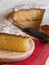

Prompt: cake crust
xmin=40 ymin=25 xmax=49 ymax=35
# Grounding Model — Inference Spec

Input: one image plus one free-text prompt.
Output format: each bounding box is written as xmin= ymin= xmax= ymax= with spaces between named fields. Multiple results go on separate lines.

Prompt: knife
xmin=7 ymin=18 xmax=49 ymax=42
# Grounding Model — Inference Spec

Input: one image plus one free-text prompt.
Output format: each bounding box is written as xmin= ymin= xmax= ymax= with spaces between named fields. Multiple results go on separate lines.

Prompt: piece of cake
xmin=0 ymin=33 xmax=30 ymax=52
xmin=8 ymin=8 xmax=45 ymax=29
xmin=9 ymin=8 xmax=45 ymax=22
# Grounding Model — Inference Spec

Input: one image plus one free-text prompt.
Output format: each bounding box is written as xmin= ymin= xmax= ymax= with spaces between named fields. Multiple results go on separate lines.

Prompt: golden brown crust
xmin=40 ymin=25 xmax=49 ymax=35
xmin=0 ymin=33 xmax=29 ymax=39
xmin=14 ymin=8 xmax=45 ymax=13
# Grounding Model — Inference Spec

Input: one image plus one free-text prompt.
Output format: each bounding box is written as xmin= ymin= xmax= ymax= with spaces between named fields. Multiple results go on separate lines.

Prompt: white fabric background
xmin=0 ymin=0 xmax=49 ymax=65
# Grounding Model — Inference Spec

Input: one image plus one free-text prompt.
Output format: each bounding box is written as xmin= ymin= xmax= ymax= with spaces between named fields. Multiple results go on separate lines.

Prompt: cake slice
xmin=8 ymin=8 xmax=45 ymax=29
xmin=9 ymin=8 xmax=45 ymax=22
xmin=0 ymin=33 xmax=30 ymax=52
